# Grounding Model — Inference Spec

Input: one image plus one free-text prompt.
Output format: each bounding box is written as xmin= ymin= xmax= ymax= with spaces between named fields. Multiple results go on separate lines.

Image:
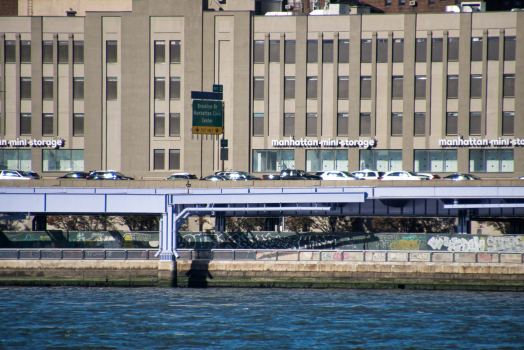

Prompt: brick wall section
xmin=0 ymin=0 xmax=18 ymax=16
xmin=359 ymin=0 xmax=464 ymax=14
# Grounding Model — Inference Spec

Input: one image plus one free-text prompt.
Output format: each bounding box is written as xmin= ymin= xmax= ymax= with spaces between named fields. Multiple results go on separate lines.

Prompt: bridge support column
xmin=457 ymin=209 xmax=471 ymax=234
xmin=215 ymin=215 xmax=225 ymax=233
xmin=159 ymin=207 xmax=174 ymax=261
xmin=32 ymin=215 xmax=46 ymax=231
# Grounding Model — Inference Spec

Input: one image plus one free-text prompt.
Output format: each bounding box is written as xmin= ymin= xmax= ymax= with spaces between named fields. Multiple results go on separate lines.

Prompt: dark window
xmin=391 ymin=113 xmax=403 ymax=136
xmin=399 ymin=0 xmax=405 ymax=5
xmin=20 ymin=41 xmax=31 ymax=63
xmin=361 ymin=39 xmax=372 ymax=63
xmin=107 ymin=77 xmax=117 ymax=100
xmin=323 ymin=40 xmax=333 ymax=63
xmin=446 ymin=112 xmax=458 ymax=135
xmin=392 ymin=76 xmax=403 ymax=99
xmin=415 ymin=76 xmax=426 ymax=99
xmin=20 ymin=78 xmax=31 ymax=99
xmin=360 ymin=76 xmax=372 ymax=99
xmin=487 ymin=37 xmax=499 ymax=61
xmin=337 ymin=113 xmax=348 ymax=136
xmin=415 ymin=38 xmax=427 ymax=62
xmin=448 ymin=38 xmax=459 ymax=61
xmin=20 ymin=113 xmax=31 ymax=135
xmin=432 ymin=38 xmax=443 ymax=62
xmin=43 ymin=77 xmax=53 ymax=100
xmin=429 ymin=0 xmax=435 ymax=4
xmin=43 ymin=41 xmax=53 ymax=63
xmin=503 ymin=74 xmax=515 ymax=97
xmin=58 ymin=41 xmax=69 ymax=63
xmin=338 ymin=76 xmax=349 ymax=99
xmin=254 ymin=77 xmax=264 ymax=100
xmin=284 ymin=113 xmax=294 ymax=136
xmin=306 ymin=113 xmax=317 ymax=136
xmin=269 ymin=40 xmax=280 ymax=62
xmin=285 ymin=40 xmax=295 ymax=64
xmin=154 ymin=113 xmax=165 ymax=136
xmin=338 ymin=39 xmax=349 ymax=63
xmin=469 ymin=112 xmax=481 ymax=135
xmin=307 ymin=77 xmax=317 ymax=99
xmin=155 ymin=77 xmax=165 ymax=100
xmin=504 ymin=36 xmax=516 ymax=61
xmin=447 ymin=75 xmax=458 ymax=98
xmin=503 ymin=112 xmax=514 ymax=135
xmin=154 ymin=150 xmax=165 ymax=170
xmin=5 ymin=41 xmax=15 ymax=63
xmin=471 ymin=37 xmax=483 ymax=61
xmin=73 ymin=77 xmax=84 ymax=100
xmin=73 ymin=41 xmax=84 ymax=63
xmin=169 ymin=150 xmax=180 ymax=170
xmin=307 ymin=40 xmax=318 ymax=63
xmin=73 ymin=113 xmax=84 ymax=136
xmin=470 ymin=75 xmax=482 ymax=98
xmin=385 ymin=0 xmax=391 ymax=5
xmin=170 ymin=41 xmax=181 ymax=63
xmin=253 ymin=113 xmax=264 ymax=136
xmin=393 ymin=39 xmax=403 ymax=63
xmin=414 ymin=112 xmax=425 ymax=135
xmin=360 ymin=113 xmax=371 ymax=136
xmin=285 ymin=77 xmax=295 ymax=99
xmin=155 ymin=41 xmax=165 ymax=63
xmin=42 ymin=113 xmax=53 ymax=135
xmin=254 ymin=40 xmax=264 ymax=63
xmin=170 ymin=77 xmax=180 ymax=99
xmin=377 ymin=39 xmax=388 ymax=63
xmin=169 ymin=113 xmax=180 ymax=136
xmin=106 ymin=41 xmax=117 ymax=63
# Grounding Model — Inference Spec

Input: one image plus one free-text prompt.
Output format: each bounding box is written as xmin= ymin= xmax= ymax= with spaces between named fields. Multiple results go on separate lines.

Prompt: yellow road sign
xmin=192 ymin=126 xmax=223 ymax=135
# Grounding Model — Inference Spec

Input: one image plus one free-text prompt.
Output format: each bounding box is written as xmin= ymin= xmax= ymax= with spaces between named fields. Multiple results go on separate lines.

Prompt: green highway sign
xmin=213 ymin=84 xmax=223 ymax=93
xmin=192 ymin=100 xmax=223 ymax=135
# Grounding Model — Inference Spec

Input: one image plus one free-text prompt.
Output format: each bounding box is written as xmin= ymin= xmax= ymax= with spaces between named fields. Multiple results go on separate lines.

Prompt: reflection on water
xmin=1 ymin=287 xmax=523 ymax=349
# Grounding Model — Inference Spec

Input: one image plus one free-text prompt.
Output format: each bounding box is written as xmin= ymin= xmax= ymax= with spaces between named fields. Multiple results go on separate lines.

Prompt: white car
xmin=316 ymin=171 xmax=356 ymax=181
xmin=0 ymin=170 xmax=32 ymax=180
xmin=351 ymin=170 xmax=385 ymax=180
xmin=380 ymin=171 xmax=427 ymax=180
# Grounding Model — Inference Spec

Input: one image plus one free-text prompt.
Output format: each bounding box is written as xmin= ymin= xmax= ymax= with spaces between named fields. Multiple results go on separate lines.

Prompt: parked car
xmin=279 ymin=169 xmax=322 ymax=180
xmin=26 ymin=171 xmax=41 ymax=179
xmin=262 ymin=174 xmax=281 ymax=180
xmin=215 ymin=171 xmax=261 ymax=180
xmin=442 ymin=173 xmax=481 ymax=181
xmin=57 ymin=171 xmax=89 ymax=179
xmin=416 ymin=173 xmax=442 ymax=180
xmin=86 ymin=170 xmax=134 ymax=180
xmin=351 ymin=170 xmax=385 ymax=180
xmin=380 ymin=171 xmax=427 ymax=180
xmin=316 ymin=171 xmax=357 ymax=181
xmin=0 ymin=170 xmax=32 ymax=180
xmin=201 ymin=175 xmax=228 ymax=181
xmin=167 ymin=173 xmax=198 ymax=180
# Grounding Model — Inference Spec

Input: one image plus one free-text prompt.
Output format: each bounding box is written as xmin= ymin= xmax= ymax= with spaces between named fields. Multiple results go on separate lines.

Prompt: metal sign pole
xmin=221 ymin=102 xmax=225 ymax=171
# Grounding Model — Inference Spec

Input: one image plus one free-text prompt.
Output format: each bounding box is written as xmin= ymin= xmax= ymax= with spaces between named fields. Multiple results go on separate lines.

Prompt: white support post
xmin=160 ymin=208 xmax=174 ymax=260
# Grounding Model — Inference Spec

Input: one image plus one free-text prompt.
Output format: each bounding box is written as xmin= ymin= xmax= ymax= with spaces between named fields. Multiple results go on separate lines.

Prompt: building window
xmin=470 ymin=75 xmax=482 ymax=99
xmin=487 ymin=37 xmax=499 ymax=61
xmin=43 ymin=41 xmax=53 ymax=63
xmin=393 ymin=39 xmax=404 ymax=63
xmin=469 ymin=112 xmax=481 ymax=135
xmin=307 ymin=77 xmax=318 ymax=99
xmin=170 ymin=77 xmax=180 ymax=99
xmin=337 ymin=113 xmax=348 ymax=136
xmin=385 ymin=0 xmax=391 ymax=6
xmin=391 ymin=113 xmax=403 ymax=136
xmin=43 ymin=77 xmax=53 ymax=100
xmin=170 ymin=41 xmax=181 ymax=63
xmin=447 ymin=75 xmax=458 ymax=99
xmin=306 ymin=113 xmax=317 ymax=136
xmin=446 ymin=112 xmax=458 ymax=135
xmin=253 ymin=149 xmax=295 ymax=172
xmin=414 ymin=150 xmax=457 ymax=172
xmin=448 ymin=38 xmax=459 ymax=61
xmin=73 ymin=113 xmax=84 ymax=136
xmin=20 ymin=113 xmax=31 ymax=135
xmin=504 ymin=36 xmax=516 ymax=61
xmin=58 ymin=41 xmax=69 ymax=63
xmin=306 ymin=150 xmax=348 ymax=172
xmin=377 ymin=39 xmax=388 ymax=63
xmin=73 ymin=41 xmax=84 ymax=63
xmin=254 ymin=40 xmax=265 ymax=63
xmin=169 ymin=149 xmax=180 ymax=170
xmin=470 ymin=149 xmax=513 ymax=173
xmin=360 ymin=150 xmax=402 ymax=171
xmin=338 ymin=39 xmax=349 ymax=63
xmin=415 ymin=76 xmax=426 ymax=99
xmin=155 ymin=41 xmax=165 ymax=63
xmin=429 ymin=0 xmax=435 ymax=4
xmin=323 ymin=39 xmax=333 ymax=63
xmin=399 ymin=0 xmax=405 ymax=5
xmin=155 ymin=77 xmax=165 ymax=100
xmin=414 ymin=112 xmax=425 ymax=135
xmin=360 ymin=76 xmax=372 ymax=99
xmin=253 ymin=113 xmax=264 ymax=136
xmin=43 ymin=149 xmax=84 ymax=171
xmin=154 ymin=150 xmax=165 ymax=170
xmin=338 ymin=76 xmax=349 ymax=99
xmin=42 ymin=113 xmax=53 ymax=135
xmin=285 ymin=40 xmax=295 ymax=64
xmin=392 ymin=76 xmax=403 ymax=99
xmin=20 ymin=41 xmax=31 ymax=63
xmin=107 ymin=77 xmax=117 ymax=100
xmin=254 ymin=77 xmax=264 ymax=100
xmin=5 ymin=41 xmax=16 ymax=63
xmin=361 ymin=39 xmax=372 ymax=63
xmin=503 ymin=111 xmax=514 ymax=135
xmin=73 ymin=77 xmax=84 ymax=100
xmin=106 ymin=41 xmax=117 ymax=63
xmin=269 ymin=40 xmax=280 ymax=62
xmin=0 ymin=149 xmax=31 ymax=171
xmin=154 ymin=113 xmax=165 ymax=136
xmin=360 ymin=113 xmax=371 ymax=136
xmin=415 ymin=38 xmax=427 ymax=62
xmin=20 ymin=78 xmax=31 ymax=100
xmin=285 ymin=77 xmax=295 ymax=99
xmin=432 ymin=38 xmax=443 ymax=62
xmin=284 ymin=113 xmax=295 ymax=137
xmin=471 ymin=37 xmax=483 ymax=61
xmin=504 ymin=74 xmax=515 ymax=97
xmin=307 ymin=40 xmax=318 ymax=63
xmin=169 ymin=113 xmax=180 ymax=136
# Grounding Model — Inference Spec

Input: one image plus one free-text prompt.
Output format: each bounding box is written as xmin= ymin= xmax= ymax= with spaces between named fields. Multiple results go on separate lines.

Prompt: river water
xmin=1 ymin=287 xmax=523 ymax=349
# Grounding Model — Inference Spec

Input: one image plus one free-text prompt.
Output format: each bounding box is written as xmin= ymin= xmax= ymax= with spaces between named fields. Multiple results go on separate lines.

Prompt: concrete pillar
xmin=158 ymin=260 xmax=177 ymax=288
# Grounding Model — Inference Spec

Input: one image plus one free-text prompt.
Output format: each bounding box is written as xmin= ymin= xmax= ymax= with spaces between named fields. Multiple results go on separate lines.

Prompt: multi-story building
xmin=0 ymin=0 xmax=523 ymax=179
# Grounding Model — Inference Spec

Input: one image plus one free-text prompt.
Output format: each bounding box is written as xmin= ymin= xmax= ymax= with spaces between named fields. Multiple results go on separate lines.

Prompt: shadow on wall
xmin=186 ymin=260 xmax=213 ymax=288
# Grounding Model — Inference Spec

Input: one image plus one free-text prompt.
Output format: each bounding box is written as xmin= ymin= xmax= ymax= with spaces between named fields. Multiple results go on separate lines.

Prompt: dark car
xmin=201 ymin=175 xmax=228 ymax=181
xmin=167 ymin=173 xmax=198 ymax=180
xmin=26 ymin=171 xmax=41 ymax=179
xmin=280 ymin=169 xmax=322 ymax=180
xmin=57 ymin=171 xmax=89 ymax=179
xmin=442 ymin=173 xmax=481 ymax=181
xmin=215 ymin=171 xmax=261 ymax=181
xmin=86 ymin=170 xmax=134 ymax=180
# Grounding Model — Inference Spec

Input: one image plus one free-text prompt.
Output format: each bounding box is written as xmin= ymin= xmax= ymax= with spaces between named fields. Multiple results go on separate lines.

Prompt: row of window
xmin=252 ymin=149 xmax=515 ymax=173
xmin=0 ymin=149 xmax=84 ymax=172
xmin=253 ymin=36 xmax=516 ymax=64
xmin=252 ymin=111 xmax=515 ymax=137
xmin=18 ymin=113 xmax=84 ymax=136
xmin=153 ymin=149 xmax=180 ymax=170
xmin=153 ymin=113 xmax=180 ymax=137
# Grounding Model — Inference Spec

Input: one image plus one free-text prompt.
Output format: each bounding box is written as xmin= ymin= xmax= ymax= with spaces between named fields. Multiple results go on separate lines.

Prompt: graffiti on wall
xmin=427 ymin=235 xmax=524 ymax=252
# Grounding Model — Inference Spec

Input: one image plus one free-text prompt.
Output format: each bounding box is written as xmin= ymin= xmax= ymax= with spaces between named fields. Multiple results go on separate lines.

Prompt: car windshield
xmin=407 ymin=172 xmax=418 ymax=176
xmin=112 ymin=172 xmax=125 ymax=177
xmin=468 ymin=174 xmax=481 ymax=180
